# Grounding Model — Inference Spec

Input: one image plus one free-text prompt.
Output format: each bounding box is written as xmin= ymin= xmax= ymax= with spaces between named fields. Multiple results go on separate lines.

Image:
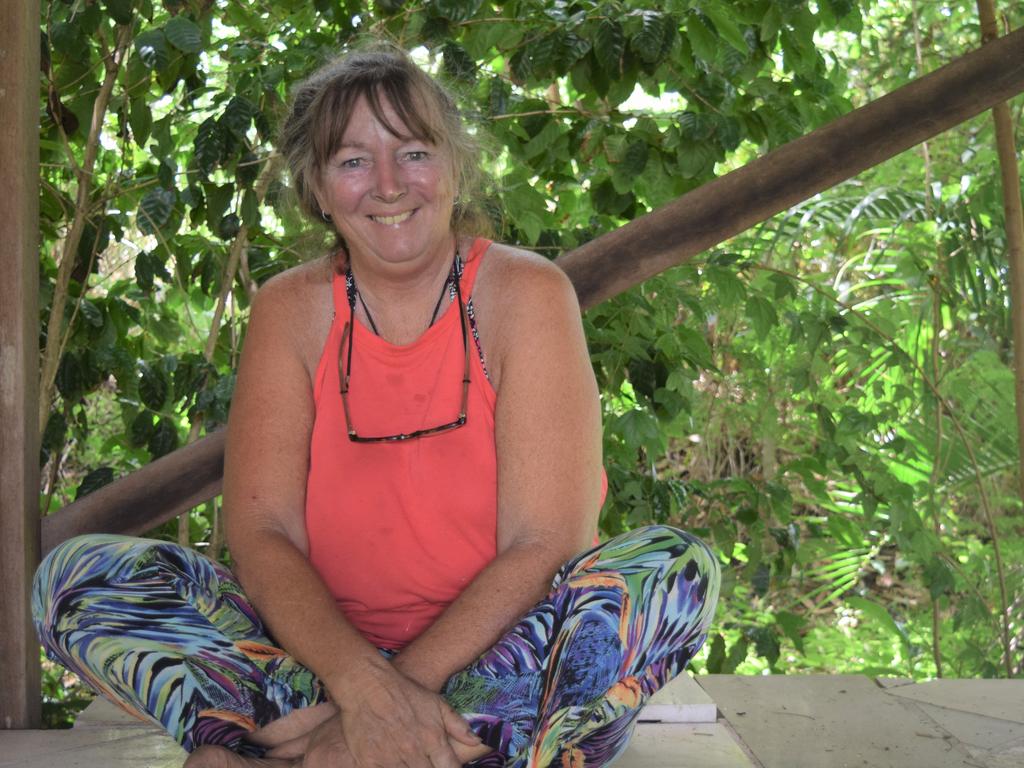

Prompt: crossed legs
xmin=33 ymin=526 xmax=719 ymax=767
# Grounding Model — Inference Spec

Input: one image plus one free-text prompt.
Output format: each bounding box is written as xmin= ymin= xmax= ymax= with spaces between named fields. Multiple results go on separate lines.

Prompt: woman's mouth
xmin=370 ymin=210 xmax=415 ymax=226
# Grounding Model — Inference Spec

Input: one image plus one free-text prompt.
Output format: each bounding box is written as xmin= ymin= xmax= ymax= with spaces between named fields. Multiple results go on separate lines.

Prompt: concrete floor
xmin=2 ymin=674 xmax=1022 ymax=767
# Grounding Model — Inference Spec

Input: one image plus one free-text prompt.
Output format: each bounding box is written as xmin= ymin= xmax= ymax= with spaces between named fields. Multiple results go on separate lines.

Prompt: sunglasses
xmin=338 ymin=272 xmax=470 ymax=442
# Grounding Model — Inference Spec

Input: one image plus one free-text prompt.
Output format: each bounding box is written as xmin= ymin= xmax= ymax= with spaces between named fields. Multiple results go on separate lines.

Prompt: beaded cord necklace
xmin=344 ymin=248 xmax=462 ymax=337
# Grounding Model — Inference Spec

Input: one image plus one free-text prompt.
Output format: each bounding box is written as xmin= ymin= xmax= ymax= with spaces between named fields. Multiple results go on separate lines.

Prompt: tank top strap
xmin=329 ymin=260 xmax=352 ymax=325
xmin=311 ymin=268 xmax=347 ymax=405
xmin=458 ymin=237 xmax=491 ymax=297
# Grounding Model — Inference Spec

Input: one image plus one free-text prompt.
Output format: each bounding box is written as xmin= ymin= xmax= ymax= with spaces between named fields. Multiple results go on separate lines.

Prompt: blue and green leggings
xmin=33 ymin=525 xmax=719 ymax=768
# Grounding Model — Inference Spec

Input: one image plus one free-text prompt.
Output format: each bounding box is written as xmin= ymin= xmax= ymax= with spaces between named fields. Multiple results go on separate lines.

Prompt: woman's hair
xmin=279 ymin=42 xmax=490 ymax=245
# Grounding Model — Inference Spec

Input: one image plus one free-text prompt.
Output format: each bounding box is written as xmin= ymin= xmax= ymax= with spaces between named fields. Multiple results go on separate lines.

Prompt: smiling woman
xmin=31 ymin=42 xmax=720 ymax=768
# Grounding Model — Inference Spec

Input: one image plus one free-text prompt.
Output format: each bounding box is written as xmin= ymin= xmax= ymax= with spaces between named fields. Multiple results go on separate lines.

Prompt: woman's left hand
xmin=334 ymin=664 xmax=481 ymax=768
xmin=269 ymin=668 xmax=485 ymax=768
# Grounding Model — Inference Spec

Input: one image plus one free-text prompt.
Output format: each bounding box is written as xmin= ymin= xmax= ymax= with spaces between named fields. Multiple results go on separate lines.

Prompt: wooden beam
xmin=40 ymin=27 xmax=1024 ymax=550
xmin=41 ymin=430 xmax=225 ymax=556
xmin=556 ymin=26 xmax=1024 ymax=310
xmin=0 ymin=0 xmax=42 ymax=729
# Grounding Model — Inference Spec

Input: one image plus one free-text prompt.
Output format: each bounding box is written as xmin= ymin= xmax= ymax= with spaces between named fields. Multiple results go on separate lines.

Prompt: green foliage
xmin=37 ymin=0 xmax=1024 ymax=723
xmin=41 ymin=651 xmax=93 ymax=729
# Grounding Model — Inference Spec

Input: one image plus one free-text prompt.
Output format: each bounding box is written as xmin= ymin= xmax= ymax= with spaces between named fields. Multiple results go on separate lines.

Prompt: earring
xmin=321 ymin=209 xmax=332 ymax=222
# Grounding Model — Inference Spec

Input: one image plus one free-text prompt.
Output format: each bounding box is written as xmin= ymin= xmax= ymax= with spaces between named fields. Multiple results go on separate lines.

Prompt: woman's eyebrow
xmin=335 ymin=135 xmax=423 ymax=150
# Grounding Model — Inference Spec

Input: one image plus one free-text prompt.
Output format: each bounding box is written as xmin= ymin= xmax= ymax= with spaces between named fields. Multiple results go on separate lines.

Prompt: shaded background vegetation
xmin=38 ymin=0 xmax=1023 ymax=725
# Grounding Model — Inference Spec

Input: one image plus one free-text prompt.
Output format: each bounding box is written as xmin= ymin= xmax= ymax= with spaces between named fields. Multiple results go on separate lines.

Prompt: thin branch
xmin=488 ymin=108 xmax=586 ymax=121
xmin=911 ymin=0 xmax=945 ymax=680
xmin=39 ymin=22 xmax=133 ymax=437
xmin=177 ymin=154 xmax=283 ymax=547
xmin=135 ymin=196 xmax=204 ymax=345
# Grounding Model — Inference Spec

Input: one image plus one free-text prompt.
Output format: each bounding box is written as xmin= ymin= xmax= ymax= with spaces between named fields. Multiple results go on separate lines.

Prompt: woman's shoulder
xmin=246 ymin=255 xmax=335 ymax=377
xmin=476 ymin=241 xmax=579 ymax=315
xmin=256 ymin=255 xmax=334 ymax=309
xmin=473 ymin=241 xmax=583 ymax=390
xmin=479 ymin=240 xmax=566 ymax=276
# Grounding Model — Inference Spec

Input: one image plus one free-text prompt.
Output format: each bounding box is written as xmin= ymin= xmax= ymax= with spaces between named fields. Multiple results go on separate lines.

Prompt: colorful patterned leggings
xmin=33 ymin=525 xmax=719 ymax=768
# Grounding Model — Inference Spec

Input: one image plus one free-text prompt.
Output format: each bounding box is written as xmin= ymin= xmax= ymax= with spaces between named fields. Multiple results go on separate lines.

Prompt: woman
xmin=33 ymin=46 xmax=720 ymax=768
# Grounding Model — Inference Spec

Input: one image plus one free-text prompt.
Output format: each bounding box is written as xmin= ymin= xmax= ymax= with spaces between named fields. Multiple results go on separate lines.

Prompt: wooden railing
xmin=38 ymin=25 xmax=1024 ymax=556
xmin=40 ymin=429 xmax=226 ymax=555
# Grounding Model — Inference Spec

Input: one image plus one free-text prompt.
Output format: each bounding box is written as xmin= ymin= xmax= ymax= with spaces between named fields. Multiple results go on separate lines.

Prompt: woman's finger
xmin=424 ymin=741 xmax=464 ymax=768
xmin=440 ymin=706 xmax=482 ymax=747
xmin=265 ymin=732 xmax=311 ymax=759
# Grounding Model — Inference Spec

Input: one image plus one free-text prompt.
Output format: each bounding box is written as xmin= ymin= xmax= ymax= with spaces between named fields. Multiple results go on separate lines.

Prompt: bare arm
xmin=226 ymin=271 xmax=479 ymax=768
xmin=393 ymin=250 xmax=603 ymax=691
xmin=224 ymin=271 xmax=389 ymax=693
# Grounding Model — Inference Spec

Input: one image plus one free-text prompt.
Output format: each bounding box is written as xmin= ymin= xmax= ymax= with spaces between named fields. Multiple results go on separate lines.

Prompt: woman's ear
xmin=310 ymin=177 xmax=331 ymax=223
xmin=313 ymin=196 xmax=331 ymax=222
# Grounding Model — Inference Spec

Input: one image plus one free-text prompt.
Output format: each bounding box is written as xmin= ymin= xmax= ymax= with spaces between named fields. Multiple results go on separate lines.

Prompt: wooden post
xmin=0 ymin=0 xmax=42 ymax=730
xmin=979 ymin=5 xmax=1024 ymax=506
xmin=976 ymin=0 xmax=1023 ymax=678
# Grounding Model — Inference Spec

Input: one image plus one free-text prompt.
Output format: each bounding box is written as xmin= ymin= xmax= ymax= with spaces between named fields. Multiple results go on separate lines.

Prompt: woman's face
xmin=317 ymin=94 xmax=456 ymax=270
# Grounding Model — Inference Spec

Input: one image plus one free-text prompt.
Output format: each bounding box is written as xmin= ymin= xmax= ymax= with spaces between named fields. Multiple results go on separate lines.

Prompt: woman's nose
xmin=372 ymin=157 xmax=406 ymax=203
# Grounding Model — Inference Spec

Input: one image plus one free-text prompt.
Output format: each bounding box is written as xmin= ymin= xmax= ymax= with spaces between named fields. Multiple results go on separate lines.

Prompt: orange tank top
xmin=306 ymin=238 xmax=499 ymax=649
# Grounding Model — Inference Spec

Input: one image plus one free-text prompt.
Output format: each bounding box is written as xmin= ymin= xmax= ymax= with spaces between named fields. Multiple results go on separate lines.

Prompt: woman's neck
xmin=347 ymin=236 xmax=461 ymax=343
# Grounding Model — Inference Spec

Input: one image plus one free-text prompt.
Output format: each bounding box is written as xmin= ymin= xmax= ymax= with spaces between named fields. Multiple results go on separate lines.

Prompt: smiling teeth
xmin=372 ymin=211 xmax=413 ymax=226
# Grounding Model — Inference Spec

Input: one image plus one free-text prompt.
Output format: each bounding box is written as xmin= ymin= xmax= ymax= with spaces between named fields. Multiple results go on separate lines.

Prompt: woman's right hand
xmin=318 ymin=662 xmax=482 ymax=768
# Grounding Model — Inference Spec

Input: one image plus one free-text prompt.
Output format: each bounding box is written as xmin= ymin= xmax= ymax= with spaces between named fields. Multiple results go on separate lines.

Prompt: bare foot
xmin=184 ymin=744 xmax=298 ymax=768
xmin=261 ymin=716 xmax=494 ymax=764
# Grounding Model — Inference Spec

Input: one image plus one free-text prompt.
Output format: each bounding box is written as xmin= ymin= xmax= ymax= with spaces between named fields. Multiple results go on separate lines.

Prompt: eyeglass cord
xmin=347 ymin=250 xmax=460 ymax=337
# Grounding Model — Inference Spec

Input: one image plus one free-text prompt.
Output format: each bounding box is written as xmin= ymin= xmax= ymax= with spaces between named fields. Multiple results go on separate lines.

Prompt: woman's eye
xmin=405 ymin=150 xmax=429 ymax=161
xmin=332 ymin=154 xmax=364 ymax=169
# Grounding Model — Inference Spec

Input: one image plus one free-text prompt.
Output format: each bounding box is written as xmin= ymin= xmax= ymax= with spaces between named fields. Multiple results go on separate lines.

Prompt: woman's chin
xmin=347 ymin=219 xmax=456 ymax=267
